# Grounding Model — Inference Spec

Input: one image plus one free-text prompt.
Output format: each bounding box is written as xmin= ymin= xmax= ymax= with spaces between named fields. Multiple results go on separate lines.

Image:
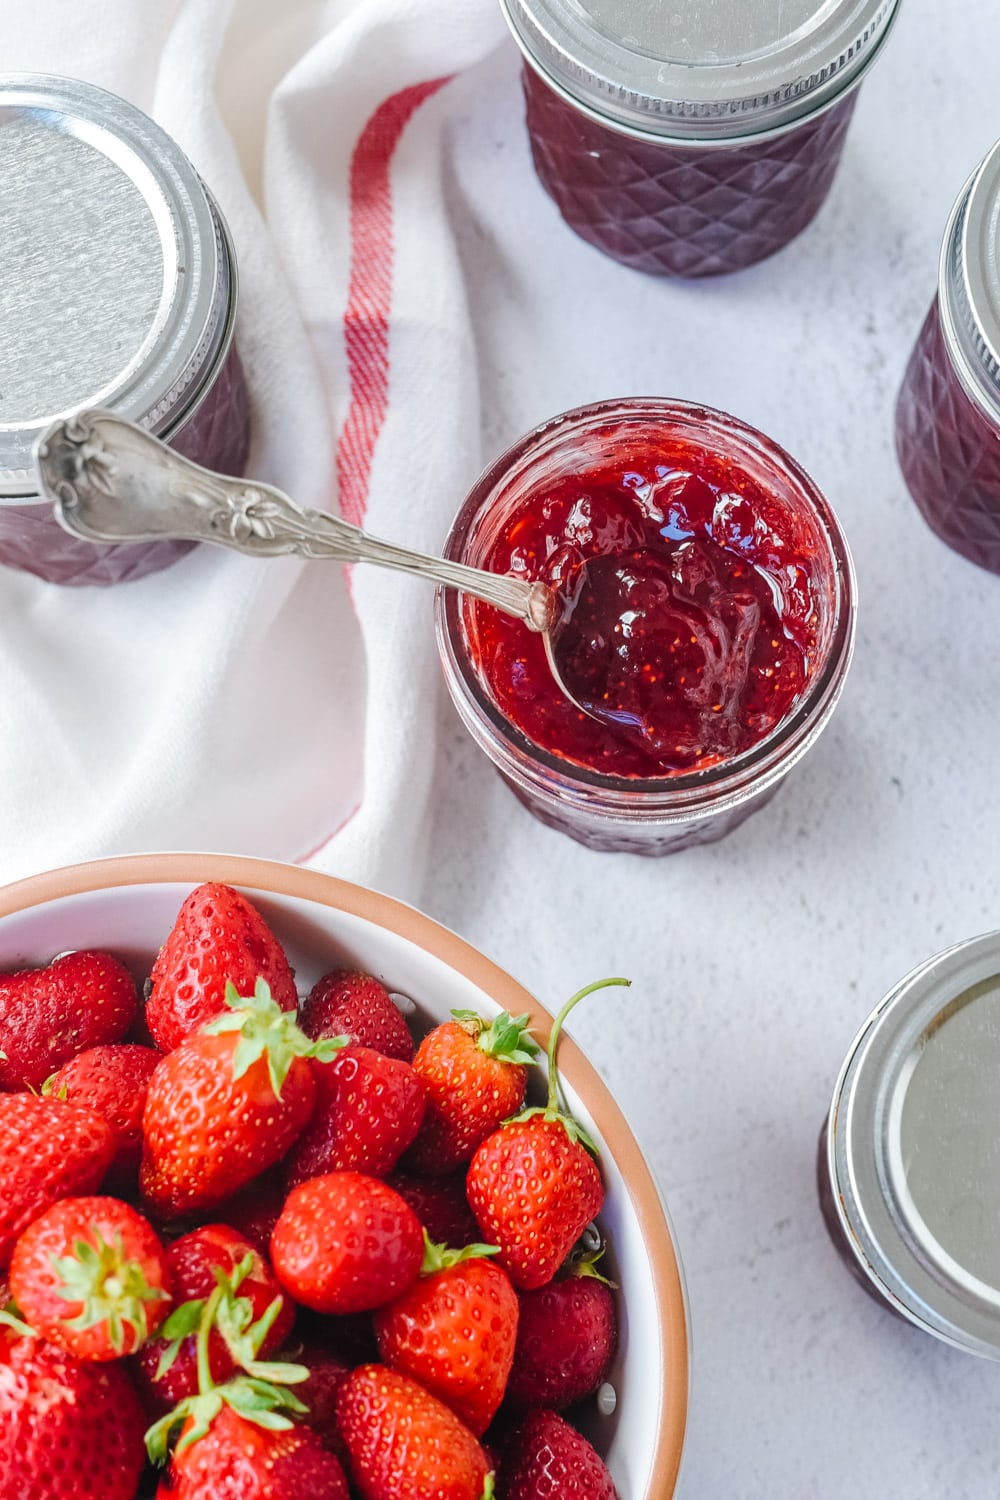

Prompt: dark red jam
xmin=522 ymin=65 xmax=858 ymax=279
xmin=896 ymin=298 xmax=1000 ymax=573
xmin=463 ymin=432 xmax=821 ymax=778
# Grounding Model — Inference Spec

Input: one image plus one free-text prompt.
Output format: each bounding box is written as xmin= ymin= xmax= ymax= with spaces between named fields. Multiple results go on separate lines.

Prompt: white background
xmin=5 ymin=0 xmax=1000 ymax=1494
xmin=425 ymin=4 xmax=1000 ymax=1495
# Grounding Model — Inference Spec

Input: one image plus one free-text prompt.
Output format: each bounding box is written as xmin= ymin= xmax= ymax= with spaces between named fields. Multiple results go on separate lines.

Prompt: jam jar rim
xmin=938 ymin=144 xmax=1000 ymax=431
xmin=435 ymin=397 xmax=857 ymax=820
xmin=0 ymin=71 xmax=235 ymax=503
xmin=158 ymin=183 xmax=240 ymax=444
xmin=826 ymin=930 xmax=1000 ymax=1359
xmin=501 ymin=0 xmax=901 ymax=147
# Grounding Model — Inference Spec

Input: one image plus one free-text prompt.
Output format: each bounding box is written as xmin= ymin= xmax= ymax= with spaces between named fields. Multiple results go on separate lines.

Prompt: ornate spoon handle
xmin=34 ymin=410 xmax=554 ymax=631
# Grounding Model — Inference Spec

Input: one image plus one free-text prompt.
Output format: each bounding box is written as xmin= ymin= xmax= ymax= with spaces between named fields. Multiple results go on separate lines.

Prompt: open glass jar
xmin=501 ymin=0 xmax=901 ymax=278
xmin=0 ymin=73 xmax=250 ymax=586
xmin=820 ymin=932 xmax=1000 ymax=1357
xmin=435 ymin=398 xmax=856 ymax=855
xmin=895 ymin=140 xmax=1000 ymax=573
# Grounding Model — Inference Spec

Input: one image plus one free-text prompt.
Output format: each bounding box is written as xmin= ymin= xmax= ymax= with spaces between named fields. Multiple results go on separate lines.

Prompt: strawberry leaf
xmin=0 ymin=1305 xmax=35 ymax=1338
xmin=505 ymin=1103 xmax=600 ymax=1156
xmin=419 ymin=1230 xmax=501 ymax=1275
xmin=451 ymin=1007 xmax=539 ymax=1065
xmin=51 ymin=1226 xmax=169 ymax=1353
xmin=204 ymin=978 xmax=348 ymax=1099
xmin=566 ymin=1242 xmax=617 ymax=1288
xmin=154 ymin=1297 xmax=207 ymax=1377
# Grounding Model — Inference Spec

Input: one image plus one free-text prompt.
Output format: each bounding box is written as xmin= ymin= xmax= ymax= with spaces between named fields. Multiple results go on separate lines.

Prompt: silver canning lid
xmin=0 ymin=73 xmax=235 ymax=500
xmin=501 ymin=0 xmax=901 ymax=142
xmin=828 ymin=931 xmax=1000 ymax=1358
xmin=939 ymin=141 xmax=1000 ymax=427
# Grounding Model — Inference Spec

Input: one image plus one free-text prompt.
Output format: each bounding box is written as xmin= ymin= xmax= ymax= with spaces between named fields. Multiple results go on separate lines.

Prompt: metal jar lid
xmin=0 ymin=73 xmax=236 ymax=500
xmin=938 ymin=140 xmax=1000 ymax=428
xmin=827 ymin=931 xmax=1000 ymax=1358
xmin=500 ymin=0 xmax=901 ymax=142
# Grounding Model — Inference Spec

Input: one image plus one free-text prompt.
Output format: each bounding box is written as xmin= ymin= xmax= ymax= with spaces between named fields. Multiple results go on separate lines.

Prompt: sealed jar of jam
xmin=0 ymin=73 xmax=250 ymax=586
xmin=896 ymin=142 xmax=1000 ymax=573
xmin=500 ymin=0 xmax=901 ymax=278
xmin=435 ymin=398 xmax=856 ymax=855
xmin=820 ymin=933 xmax=1000 ymax=1356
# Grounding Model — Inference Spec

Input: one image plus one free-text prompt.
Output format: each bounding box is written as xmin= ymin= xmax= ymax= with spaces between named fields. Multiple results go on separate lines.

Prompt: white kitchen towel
xmin=0 ymin=0 xmax=507 ymax=900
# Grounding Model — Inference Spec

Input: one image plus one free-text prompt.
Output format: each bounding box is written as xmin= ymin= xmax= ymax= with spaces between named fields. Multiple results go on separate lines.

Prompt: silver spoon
xmin=34 ymin=407 xmax=560 ymax=623
xmin=33 ymin=407 xmax=581 ymax=678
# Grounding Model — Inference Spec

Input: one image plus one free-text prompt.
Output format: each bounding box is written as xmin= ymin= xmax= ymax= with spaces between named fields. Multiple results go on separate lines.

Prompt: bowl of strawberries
xmin=0 ymin=852 xmax=688 ymax=1499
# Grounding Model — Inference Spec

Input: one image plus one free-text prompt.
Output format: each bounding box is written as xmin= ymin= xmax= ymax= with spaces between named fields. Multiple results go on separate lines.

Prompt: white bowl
xmin=0 ymin=852 xmax=689 ymax=1498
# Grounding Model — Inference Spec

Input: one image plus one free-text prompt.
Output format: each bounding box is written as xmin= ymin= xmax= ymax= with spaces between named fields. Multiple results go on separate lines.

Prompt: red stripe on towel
xmin=298 ymin=78 xmax=448 ymax=867
xmin=335 ymin=78 xmax=450 ymax=529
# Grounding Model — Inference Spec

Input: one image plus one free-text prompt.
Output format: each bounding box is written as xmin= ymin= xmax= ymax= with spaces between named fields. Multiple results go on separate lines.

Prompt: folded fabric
xmin=0 ymin=0 xmax=505 ymax=901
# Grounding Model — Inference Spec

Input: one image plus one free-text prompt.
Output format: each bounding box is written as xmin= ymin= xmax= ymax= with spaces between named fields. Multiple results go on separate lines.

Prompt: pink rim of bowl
xmin=0 ymin=851 xmax=690 ymax=1498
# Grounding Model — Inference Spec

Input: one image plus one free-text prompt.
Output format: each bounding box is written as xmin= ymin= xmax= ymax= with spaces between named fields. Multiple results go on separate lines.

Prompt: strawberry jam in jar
xmin=0 ymin=74 xmax=249 ymax=586
xmin=436 ymin=399 xmax=856 ymax=854
xmin=501 ymin=0 xmax=901 ymax=278
xmin=896 ymin=141 xmax=1000 ymax=572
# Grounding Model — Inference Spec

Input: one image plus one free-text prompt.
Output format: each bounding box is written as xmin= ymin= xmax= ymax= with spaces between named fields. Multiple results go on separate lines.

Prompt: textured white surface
xmin=419 ymin=2 xmax=1000 ymax=1494
xmin=4 ymin=0 xmax=1000 ymax=1493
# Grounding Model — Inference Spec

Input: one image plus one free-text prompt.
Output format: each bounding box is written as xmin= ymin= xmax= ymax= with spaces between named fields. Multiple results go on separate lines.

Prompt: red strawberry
xmin=0 ymin=950 xmax=137 ymax=1091
xmin=9 ymin=1195 xmax=172 ymax=1360
xmin=270 ymin=1172 xmax=423 ymax=1315
xmin=45 ymin=1043 xmax=162 ymax=1188
xmin=285 ymin=1046 xmax=426 ymax=1188
xmin=504 ymin=1253 xmax=616 ymax=1409
xmin=140 ymin=980 xmax=343 ymax=1219
xmin=133 ymin=1222 xmax=295 ymax=1414
xmin=466 ymin=980 xmax=629 ymax=1290
xmin=301 ymin=968 xmax=414 ymax=1061
xmin=336 ymin=1363 xmax=494 ymax=1500
xmin=0 ymin=1321 xmax=147 ymax=1500
xmin=0 ymin=1093 xmax=115 ymax=1268
xmin=155 ymin=1397 xmax=350 ymax=1499
xmin=467 ymin=1118 xmax=601 ymax=1293
xmin=406 ymin=1009 xmax=538 ymax=1175
xmin=374 ymin=1239 xmax=518 ymax=1436
xmin=385 ymin=1171 xmax=481 ymax=1248
xmin=497 ymin=1409 xmax=618 ymax=1499
xmin=146 ymin=882 xmax=298 ymax=1052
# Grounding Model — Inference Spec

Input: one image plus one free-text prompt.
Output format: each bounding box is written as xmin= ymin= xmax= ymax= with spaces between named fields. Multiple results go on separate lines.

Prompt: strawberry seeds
xmin=0 ymin=882 xmax=627 ymax=1500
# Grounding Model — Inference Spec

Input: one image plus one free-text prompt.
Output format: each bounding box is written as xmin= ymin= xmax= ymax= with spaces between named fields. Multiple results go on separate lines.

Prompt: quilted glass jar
xmin=896 ymin=142 xmax=1000 ymax=573
xmin=0 ymin=74 xmax=250 ymax=587
xmin=435 ymin=398 xmax=856 ymax=855
xmin=501 ymin=0 xmax=901 ymax=278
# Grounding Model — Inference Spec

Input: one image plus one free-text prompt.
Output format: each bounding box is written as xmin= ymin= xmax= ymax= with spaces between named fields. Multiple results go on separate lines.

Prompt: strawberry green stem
xmin=196 ymin=1282 xmax=226 ymax=1396
xmin=544 ymin=977 xmax=630 ymax=1111
xmin=53 ymin=1228 xmax=169 ymax=1353
xmin=205 ymin=978 xmax=348 ymax=1099
xmin=419 ymin=1230 xmax=500 ymax=1275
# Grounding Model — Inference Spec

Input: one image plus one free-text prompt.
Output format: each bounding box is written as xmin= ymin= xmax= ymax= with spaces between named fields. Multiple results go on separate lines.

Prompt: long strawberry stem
xmin=507 ymin=976 xmax=631 ymax=1152
xmin=544 ymin=977 xmax=630 ymax=1112
xmin=196 ymin=1283 xmax=226 ymax=1396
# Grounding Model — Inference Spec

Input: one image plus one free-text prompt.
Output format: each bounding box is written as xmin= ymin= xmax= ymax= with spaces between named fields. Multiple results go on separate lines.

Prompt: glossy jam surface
xmin=464 ymin=432 xmax=821 ymax=778
xmin=896 ymin=298 xmax=1000 ymax=573
xmin=0 ymin=344 xmax=250 ymax=587
xmin=522 ymin=65 xmax=858 ymax=278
